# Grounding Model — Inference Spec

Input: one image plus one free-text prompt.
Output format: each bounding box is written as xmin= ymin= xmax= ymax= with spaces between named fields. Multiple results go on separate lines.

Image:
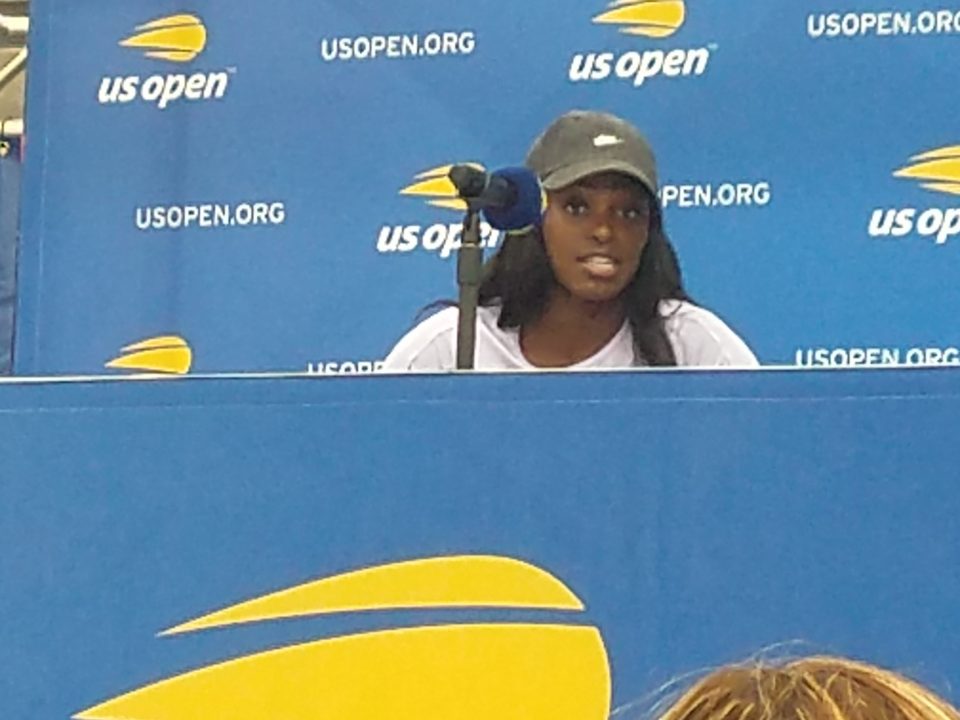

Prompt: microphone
xmin=447 ymin=165 xmax=543 ymax=233
xmin=446 ymin=165 xmax=544 ymax=369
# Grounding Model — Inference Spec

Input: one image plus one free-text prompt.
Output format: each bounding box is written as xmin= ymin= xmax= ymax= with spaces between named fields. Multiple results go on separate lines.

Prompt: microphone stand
xmin=456 ymin=203 xmax=483 ymax=369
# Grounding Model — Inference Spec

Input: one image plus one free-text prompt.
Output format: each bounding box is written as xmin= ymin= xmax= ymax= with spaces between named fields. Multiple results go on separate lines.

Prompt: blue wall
xmin=2 ymin=369 xmax=959 ymax=718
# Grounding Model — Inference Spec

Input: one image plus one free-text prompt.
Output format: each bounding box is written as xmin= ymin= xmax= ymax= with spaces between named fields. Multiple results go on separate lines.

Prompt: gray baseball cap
xmin=525 ymin=110 xmax=658 ymax=194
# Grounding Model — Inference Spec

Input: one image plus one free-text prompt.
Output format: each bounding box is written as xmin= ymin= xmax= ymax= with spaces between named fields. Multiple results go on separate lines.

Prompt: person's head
xmin=540 ymin=170 xmax=652 ymax=306
xmin=478 ymin=109 xmax=688 ymax=365
xmin=655 ymin=656 xmax=960 ymax=720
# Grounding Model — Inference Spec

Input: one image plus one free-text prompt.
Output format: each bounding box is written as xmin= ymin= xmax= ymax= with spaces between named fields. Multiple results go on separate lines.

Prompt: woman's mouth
xmin=579 ymin=254 xmax=619 ymax=279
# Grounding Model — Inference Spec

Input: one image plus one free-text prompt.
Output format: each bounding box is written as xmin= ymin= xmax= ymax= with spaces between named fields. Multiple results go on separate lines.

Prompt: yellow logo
xmin=593 ymin=0 xmax=686 ymax=38
xmin=894 ymin=146 xmax=960 ymax=196
xmin=399 ymin=163 xmax=486 ymax=211
xmin=105 ymin=335 xmax=193 ymax=375
xmin=120 ymin=14 xmax=207 ymax=63
xmin=75 ymin=555 xmax=611 ymax=720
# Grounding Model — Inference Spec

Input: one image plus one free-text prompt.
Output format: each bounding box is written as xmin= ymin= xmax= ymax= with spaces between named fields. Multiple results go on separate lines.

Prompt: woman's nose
xmin=591 ymin=219 xmax=613 ymax=243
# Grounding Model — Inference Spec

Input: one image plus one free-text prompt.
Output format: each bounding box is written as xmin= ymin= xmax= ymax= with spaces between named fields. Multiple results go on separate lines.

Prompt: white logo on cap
xmin=593 ymin=134 xmax=623 ymax=147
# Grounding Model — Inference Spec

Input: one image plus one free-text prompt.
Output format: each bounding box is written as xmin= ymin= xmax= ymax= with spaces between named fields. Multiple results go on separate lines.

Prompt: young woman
xmin=383 ymin=110 xmax=757 ymax=371
xmin=652 ymin=655 xmax=960 ymax=720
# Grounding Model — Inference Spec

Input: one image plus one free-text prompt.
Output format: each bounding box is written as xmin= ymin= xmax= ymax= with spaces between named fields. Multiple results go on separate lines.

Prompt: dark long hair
xmin=477 ymin=192 xmax=691 ymax=366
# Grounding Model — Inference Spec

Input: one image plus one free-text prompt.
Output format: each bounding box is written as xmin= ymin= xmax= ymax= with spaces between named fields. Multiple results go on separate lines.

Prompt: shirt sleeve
xmin=381 ymin=308 xmax=458 ymax=372
xmin=664 ymin=303 xmax=759 ymax=368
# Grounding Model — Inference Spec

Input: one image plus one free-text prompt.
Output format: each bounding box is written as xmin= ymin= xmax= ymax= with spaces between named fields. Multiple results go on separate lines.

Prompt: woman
xmin=650 ymin=655 xmax=959 ymax=720
xmin=383 ymin=110 xmax=757 ymax=371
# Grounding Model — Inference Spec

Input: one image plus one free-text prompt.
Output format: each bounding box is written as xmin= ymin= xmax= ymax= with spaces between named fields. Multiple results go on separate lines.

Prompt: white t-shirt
xmin=382 ymin=300 xmax=758 ymax=372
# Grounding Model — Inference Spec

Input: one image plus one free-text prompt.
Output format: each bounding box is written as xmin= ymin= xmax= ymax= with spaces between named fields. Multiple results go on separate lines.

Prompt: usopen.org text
xmin=659 ymin=181 xmax=772 ymax=209
xmin=808 ymin=9 xmax=960 ymax=38
xmin=321 ymin=30 xmax=476 ymax=62
xmin=135 ymin=202 xmax=286 ymax=231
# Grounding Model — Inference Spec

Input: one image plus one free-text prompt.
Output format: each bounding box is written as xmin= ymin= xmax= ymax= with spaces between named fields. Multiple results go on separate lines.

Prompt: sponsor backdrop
xmin=2 ymin=369 xmax=960 ymax=719
xmin=14 ymin=0 xmax=960 ymax=374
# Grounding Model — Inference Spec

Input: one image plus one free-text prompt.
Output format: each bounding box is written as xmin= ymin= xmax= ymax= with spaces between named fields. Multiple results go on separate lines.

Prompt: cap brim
xmin=541 ymin=159 xmax=656 ymax=195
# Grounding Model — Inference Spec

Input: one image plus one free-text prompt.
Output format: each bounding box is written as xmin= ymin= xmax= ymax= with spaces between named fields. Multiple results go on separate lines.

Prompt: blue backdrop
xmin=2 ymin=369 xmax=960 ymax=719
xmin=14 ymin=0 xmax=960 ymax=374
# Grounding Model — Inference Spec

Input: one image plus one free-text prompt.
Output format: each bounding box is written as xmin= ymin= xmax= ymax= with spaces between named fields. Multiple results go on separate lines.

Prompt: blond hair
xmin=656 ymin=657 xmax=959 ymax=720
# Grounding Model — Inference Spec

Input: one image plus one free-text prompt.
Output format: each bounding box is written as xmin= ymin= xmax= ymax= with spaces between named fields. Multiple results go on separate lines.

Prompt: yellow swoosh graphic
xmin=105 ymin=336 xmax=192 ymax=375
xmin=399 ymin=163 xmax=484 ymax=211
xmin=120 ymin=14 xmax=207 ymax=63
xmin=121 ymin=335 xmax=189 ymax=351
xmin=593 ymin=0 xmax=686 ymax=38
xmin=917 ymin=182 xmax=960 ymax=196
xmin=894 ymin=146 xmax=960 ymax=196
xmin=162 ymin=555 xmax=584 ymax=636
xmin=75 ymin=624 xmax=611 ymax=720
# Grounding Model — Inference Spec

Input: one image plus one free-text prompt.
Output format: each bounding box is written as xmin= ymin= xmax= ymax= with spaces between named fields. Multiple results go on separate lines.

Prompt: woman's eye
xmin=564 ymin=201 xmax=587 ymax=216
xmin=619 ymin=207 xmax=645 ymax=221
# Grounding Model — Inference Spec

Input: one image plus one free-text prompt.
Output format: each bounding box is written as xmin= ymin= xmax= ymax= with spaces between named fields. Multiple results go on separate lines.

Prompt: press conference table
xmin=2 ymin=368 xmax=959 ymax=719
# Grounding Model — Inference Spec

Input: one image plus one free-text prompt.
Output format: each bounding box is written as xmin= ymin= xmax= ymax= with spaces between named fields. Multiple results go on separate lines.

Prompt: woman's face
xmin=541 ymin=172 xmax=651 ymax=304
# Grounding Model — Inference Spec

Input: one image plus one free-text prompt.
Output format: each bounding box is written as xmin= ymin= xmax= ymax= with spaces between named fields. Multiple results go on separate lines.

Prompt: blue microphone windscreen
xmin=483 ymin=167 xmax=544 ymax=232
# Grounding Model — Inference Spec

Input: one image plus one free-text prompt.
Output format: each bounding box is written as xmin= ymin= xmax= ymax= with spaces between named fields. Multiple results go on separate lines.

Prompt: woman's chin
xmin=570 ymin=279 xmax=628 ymax=305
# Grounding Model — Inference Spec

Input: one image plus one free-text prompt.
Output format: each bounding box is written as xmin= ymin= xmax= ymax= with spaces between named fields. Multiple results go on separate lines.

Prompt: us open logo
xmin=569 ymin=0 xmax=714 ymax=87
xmin=594 ymin=0 xmax=685 ymax=37
xmin=75 ymin=555 xmax=611 ymax=720
xmin=98 ymin=13 xmax=234 ymax=110
xmin=869 ymin=146 xmax=960 ymax=245
xmin=120 ymin=14 xmax=207 ymax=61
xmin=376 ymin=164 xmax=502 ymax=259
xmin=105 ymin=335 xmax=193 ymax=375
